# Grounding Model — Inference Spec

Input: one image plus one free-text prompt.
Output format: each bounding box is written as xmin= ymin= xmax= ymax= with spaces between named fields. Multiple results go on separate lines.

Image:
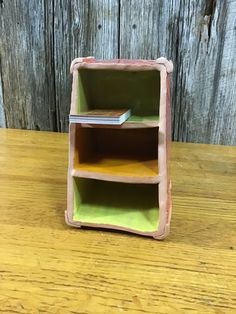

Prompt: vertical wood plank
xmin=120 ymin=0 xmax=236 ymax=145
xmin=120 ymin=0 xmax=166 ymax=59
xmin=0 ymin=0 xmax=56 ymax=131
xmin=54 ymin=0 xmax=119 ymax=132
xmin=0 ymin=65 xmax=6 ymax=127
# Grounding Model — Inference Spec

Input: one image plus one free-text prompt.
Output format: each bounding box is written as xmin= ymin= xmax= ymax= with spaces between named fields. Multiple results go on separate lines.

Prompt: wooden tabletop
xmin=0 ymin=128 xmax=235 ymax=313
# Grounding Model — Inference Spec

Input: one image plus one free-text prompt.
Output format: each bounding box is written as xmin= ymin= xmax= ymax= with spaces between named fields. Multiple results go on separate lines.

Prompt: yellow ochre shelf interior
xmin=74 ymin=126 xmax=159 ymax=180
xmin=75 ymin=154 xmax=158 ymax=179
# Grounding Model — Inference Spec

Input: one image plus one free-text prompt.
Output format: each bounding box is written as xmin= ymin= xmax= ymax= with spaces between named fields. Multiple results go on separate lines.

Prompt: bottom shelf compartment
xmin=73 ymin=178 xmax=159 ymax=233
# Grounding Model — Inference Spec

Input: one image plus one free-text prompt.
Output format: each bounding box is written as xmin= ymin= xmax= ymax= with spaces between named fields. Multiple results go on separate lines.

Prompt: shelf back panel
xmin=77 ymin=69 xmax=160 ymax=117
xmin=75 ymin=127 xmax=158 ymax=164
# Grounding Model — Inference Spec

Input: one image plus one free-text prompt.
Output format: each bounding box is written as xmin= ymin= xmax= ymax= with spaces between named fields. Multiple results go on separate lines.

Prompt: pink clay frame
xmin=65 ymin=57 xmax=173 ymax=240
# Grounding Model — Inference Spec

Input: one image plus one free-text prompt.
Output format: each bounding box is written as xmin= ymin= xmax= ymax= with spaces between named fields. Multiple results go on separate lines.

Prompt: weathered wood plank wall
xmin=0 ymin=0 xmax=236 ymax=145
xmin=0 ymin=1 xmax=56 ymax=131
xmin=53 ymin=0 xmax=119 ymax=131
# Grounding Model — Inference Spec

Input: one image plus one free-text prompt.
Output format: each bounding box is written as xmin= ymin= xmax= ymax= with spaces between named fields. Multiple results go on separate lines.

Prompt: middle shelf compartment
xmin=72 ymin=125 xmax=159 ymax=183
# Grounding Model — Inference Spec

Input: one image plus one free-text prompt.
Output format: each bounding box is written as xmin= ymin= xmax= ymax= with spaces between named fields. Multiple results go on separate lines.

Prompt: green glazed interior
xmin=73 ymin=178 xmax=159 ymax=233
xmin=77 ymin=69 xmax=160 ymax=119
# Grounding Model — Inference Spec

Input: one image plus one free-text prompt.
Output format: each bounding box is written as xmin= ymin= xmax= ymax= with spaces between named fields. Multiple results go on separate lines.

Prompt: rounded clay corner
xmin=156 ymin=57 xmax=173 ymax=73
xmin=70 ymin=58 xmax=83 ymax=73
xmin=152 ymin=224 xmax=170 ymax=240
xmin=64 ymin=210 xmax=81 ymax=228
xmin=70 ymin=56 xmax=95 ymax=73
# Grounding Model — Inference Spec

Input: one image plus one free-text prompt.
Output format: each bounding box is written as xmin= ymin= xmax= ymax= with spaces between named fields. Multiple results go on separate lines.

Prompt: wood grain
xmin=1 ymin=1 xmax=236 ymax=144
xmin=0 ymin=128 xmax=235 ymax=313
xmin=119 ymin=0 xmax=236 ymax=145
xmin=53 ymin=0 xmax=119 ymax=131
xmin=0 ymin=0 xmax=57 ymax=131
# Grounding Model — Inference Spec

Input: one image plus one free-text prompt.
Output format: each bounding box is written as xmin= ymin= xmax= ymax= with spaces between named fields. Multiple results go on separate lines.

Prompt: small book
xmin=69 ymin=109 xmax=131 ymax=125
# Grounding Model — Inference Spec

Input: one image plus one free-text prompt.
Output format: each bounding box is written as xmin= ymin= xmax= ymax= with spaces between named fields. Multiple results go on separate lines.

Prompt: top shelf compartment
xmin=74 ymin=68 xmax=160 ymax=127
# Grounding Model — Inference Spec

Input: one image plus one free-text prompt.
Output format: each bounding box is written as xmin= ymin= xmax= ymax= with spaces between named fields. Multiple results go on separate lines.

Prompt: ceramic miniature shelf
xmin=72 ymin=178 xmax=159 ymax=233
xmin=67 ymin=57 xmax=172 ymax=239
xmin=75 ymin=115 xmax=159 ymax=129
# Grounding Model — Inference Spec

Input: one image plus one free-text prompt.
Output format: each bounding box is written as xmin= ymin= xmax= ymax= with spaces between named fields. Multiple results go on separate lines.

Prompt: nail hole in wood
xmin=98 ymin=24 xmax=102 ymax=30
xmin=132 ymin=24 xmax=137 ymax=29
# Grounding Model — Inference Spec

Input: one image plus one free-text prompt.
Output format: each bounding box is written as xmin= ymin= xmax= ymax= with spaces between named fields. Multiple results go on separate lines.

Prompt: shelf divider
xmin=72 ymin=168 xmax=160 ymax=184
xmin=71 ymin=115 xmax=159 ymax=129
